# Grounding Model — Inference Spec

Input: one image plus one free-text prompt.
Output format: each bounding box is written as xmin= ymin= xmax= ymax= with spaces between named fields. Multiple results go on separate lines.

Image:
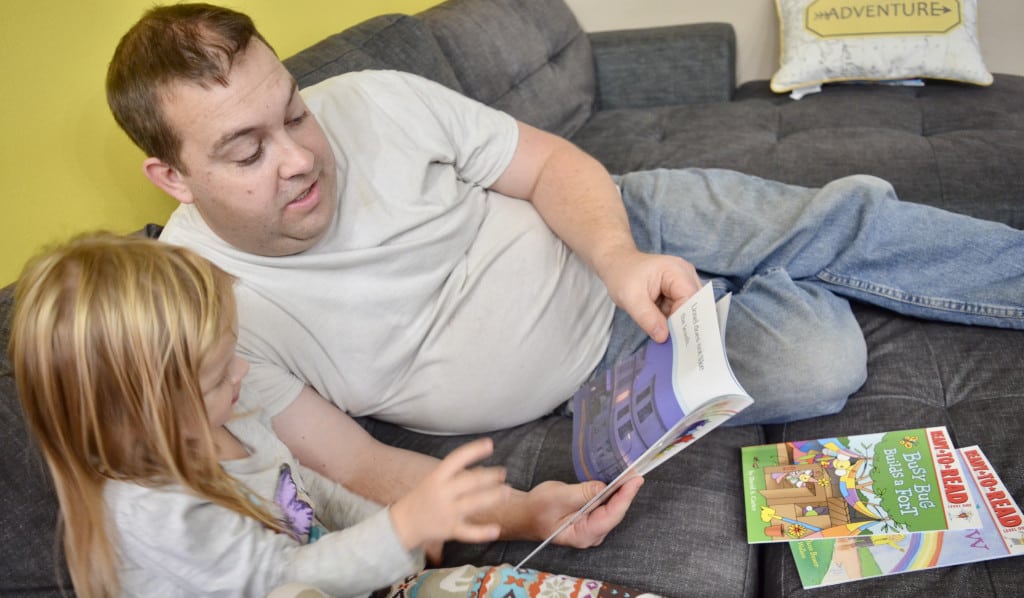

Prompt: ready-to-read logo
xmin=804 ymin=0 xmax=963 ymax=38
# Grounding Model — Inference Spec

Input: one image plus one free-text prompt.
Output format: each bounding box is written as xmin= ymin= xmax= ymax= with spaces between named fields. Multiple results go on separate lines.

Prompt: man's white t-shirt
xmin=161 ymin=70 xmax=615 ymax=434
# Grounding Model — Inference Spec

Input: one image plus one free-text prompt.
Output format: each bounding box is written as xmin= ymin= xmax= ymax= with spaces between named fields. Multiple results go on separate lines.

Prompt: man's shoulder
xmin=158 ymin=209 xmax=278 ymax=304
xmin=159 ymin=203 xmax=213 ymax=245
xmin=301 ymin=68 xmax=426 ymax=94
xmin=300 ymin=69 xmax=455 ymax=114
xmin=159 ymin=205 xmax=254 ymax=268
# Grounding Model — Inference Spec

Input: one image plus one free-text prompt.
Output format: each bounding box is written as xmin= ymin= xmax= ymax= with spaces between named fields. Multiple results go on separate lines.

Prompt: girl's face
xmin=199 ymin=325 xmax=249 ymax=429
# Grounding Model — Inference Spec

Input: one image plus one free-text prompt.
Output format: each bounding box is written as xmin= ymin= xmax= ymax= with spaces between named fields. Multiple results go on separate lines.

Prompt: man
xmin=106 ymin=3 xmax=1024 ymax=592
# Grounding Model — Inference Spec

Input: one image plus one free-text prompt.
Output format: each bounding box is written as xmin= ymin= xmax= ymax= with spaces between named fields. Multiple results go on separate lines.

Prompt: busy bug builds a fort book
xmin=741 ymin=426 xmax=982 ymax=544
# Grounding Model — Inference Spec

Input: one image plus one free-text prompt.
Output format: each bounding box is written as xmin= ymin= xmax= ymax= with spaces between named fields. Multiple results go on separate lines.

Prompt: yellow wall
xmin=0 ymin=1 xmax=439 ymax=285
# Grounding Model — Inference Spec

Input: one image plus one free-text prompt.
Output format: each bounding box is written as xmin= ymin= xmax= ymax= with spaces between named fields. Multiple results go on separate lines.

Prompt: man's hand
xmin=505 ymin=476 xmax=644 ymax=547
xmin=598 ymin=247 xmax=703 ymax=343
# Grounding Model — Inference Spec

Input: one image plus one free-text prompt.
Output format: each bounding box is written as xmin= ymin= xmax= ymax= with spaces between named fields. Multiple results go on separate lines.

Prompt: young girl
xmin=10 ymin=233 xmax=657 ymax=598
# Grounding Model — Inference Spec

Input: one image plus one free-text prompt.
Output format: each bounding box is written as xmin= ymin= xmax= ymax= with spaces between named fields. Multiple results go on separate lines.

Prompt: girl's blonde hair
xmin=9 ymin=233 xmax=283 ymax=597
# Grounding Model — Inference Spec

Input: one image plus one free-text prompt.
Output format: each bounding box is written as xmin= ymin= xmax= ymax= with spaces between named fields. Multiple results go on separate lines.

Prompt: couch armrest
xmin=589 ymin=22 xmax=735 ymax=110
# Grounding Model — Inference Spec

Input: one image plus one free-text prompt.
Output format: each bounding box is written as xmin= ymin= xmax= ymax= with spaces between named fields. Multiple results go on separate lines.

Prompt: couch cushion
xmin=284 ymin=14 xmax=462 ymax=92
xmin=571 ymin=74 xmax=1024 ymax=229
xmin=418 ymin=0 xmax=596 ymax=138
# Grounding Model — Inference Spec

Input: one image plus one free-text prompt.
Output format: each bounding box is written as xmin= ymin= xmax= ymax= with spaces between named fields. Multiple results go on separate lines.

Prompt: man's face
xmin=156 ymin=41 xmax=338 ymax=256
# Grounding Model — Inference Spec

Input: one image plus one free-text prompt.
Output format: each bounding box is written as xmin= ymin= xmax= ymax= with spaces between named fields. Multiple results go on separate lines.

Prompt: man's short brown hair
xmin=106 ymin=3 xmax=273 ymax=172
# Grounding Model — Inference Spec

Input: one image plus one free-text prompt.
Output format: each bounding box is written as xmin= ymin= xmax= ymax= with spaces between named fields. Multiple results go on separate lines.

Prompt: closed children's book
xmin=741 ymin=427 xmax=982 ymax=543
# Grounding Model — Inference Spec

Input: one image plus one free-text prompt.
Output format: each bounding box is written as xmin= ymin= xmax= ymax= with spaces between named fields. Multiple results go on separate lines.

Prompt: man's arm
xmin=272 ymin=385 xmax=434 ymax=503
xmin=271 ymin=385 xmax=642 ymax=546
xmin=491 ymin=121 xmax=703 ymax=341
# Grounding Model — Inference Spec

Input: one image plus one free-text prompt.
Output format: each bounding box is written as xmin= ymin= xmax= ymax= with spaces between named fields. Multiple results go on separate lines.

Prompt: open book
xmin=517 ymin=282 xmax=753 ymax=567
xmin=790 ymin=445 xmax=1024 ymax=587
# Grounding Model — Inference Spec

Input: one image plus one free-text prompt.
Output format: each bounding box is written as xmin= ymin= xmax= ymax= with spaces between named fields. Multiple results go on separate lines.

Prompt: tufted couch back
xmin=417 ymin=0 xmax=597 ymax=138
xmin=286 ymin=0 xmax=599 ymax=140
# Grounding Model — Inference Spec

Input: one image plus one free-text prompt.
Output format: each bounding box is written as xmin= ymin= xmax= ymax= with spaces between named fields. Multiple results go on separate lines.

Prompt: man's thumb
xmin=620 ymin=293 xmax=669 ymax=343
xmin=642 ymin=311 xmax=669 ymax=343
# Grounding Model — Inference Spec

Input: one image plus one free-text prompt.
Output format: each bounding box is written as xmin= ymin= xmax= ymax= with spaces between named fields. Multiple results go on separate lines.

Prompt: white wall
xmin=564 ymin=0 xmax=1023 ymax=85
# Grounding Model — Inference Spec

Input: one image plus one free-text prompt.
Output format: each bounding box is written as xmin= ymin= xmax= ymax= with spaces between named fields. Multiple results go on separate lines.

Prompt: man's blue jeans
xmin=604 ymin=169 xmax=1024 ymax=425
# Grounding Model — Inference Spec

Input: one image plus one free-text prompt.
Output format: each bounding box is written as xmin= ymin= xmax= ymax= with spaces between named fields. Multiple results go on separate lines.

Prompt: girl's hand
xmin=389 ymin=438 xmax=509 ymax=551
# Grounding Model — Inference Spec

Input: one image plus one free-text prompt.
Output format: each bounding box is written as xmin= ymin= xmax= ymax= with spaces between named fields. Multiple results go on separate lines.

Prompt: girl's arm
xmin=108 ymin=481 xmax=420 ymax=598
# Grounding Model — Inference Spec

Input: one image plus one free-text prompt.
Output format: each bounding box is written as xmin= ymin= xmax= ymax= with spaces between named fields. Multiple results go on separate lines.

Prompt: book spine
xmin=961 ymin=446 xmax=1024 ymax=553
xmin=925 ymin=426 xmax=977 ymax=531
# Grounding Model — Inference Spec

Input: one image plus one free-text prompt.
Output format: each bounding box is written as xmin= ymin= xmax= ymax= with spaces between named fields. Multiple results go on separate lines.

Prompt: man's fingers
xmin=577 ymin=477 xmax=644 ymax=542
xmin=660 ymin=262 xmax=701 ymax=305
xmin=592 ymin=476 xmax=642 ymax=521
xmin=549 ymin=477 xmax=644 ymax=548
xmin=638 ymin=311 xmax=671 ymax=344
xmin=604 ymin=476 xmax=643 ymax=512
xmin=620 ymin=288 xmax=668 ymax=342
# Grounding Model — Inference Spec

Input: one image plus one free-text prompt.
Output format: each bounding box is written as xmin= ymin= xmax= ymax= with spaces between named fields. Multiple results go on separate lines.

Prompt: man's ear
xmin=143 ymin=157 xmax=195 ymax=204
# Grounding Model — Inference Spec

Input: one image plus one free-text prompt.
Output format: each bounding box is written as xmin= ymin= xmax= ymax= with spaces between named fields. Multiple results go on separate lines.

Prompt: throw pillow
xmin=771 ymin=0 xmax=993 ymax=93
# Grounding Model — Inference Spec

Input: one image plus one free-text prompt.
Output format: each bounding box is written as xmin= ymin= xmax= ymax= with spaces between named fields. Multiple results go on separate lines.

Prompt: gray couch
xmin=3 ymin=0 xmax=1022 ymax=596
